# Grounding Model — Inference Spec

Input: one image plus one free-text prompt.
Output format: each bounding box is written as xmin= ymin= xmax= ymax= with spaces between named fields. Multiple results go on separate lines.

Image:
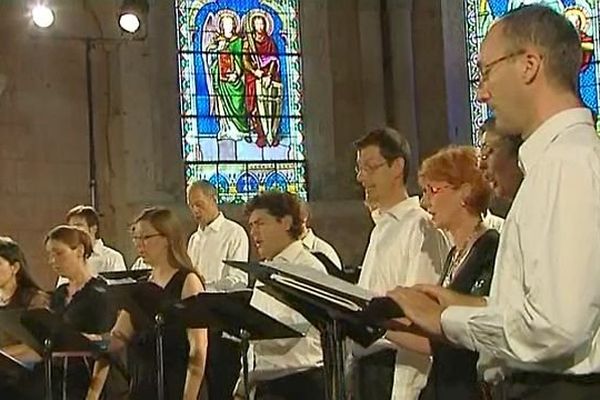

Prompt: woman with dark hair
xmin=87 ymin=207 xmax=207 ymax=400
xmin=0 ymin=237 xmax=49 ymax=398
xmin=38 ymin=225 xmax=117 ymax=399
xmin=0 ymin=237 xmax=49 ymax=342
xmin=385 ymin=146 xmax=499 ymax=400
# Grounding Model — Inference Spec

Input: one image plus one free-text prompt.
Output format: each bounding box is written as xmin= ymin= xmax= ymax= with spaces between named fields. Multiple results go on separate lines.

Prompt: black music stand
xmin=106 ymin=280 xmax=175 ymax=400
xmin=226 ymin=261 xmax=404 ymax=400
xmin=168 ymin=289 xmax=305 ymax=400
xmin=100 ymin=269 xmax=152 ymax=282
xmin=18 ymin=308 xmax=102 ymax=400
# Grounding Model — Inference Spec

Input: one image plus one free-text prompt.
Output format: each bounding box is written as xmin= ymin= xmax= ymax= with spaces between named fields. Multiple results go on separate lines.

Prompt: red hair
xmin=419 ymin=146 xmax=491 ymax=215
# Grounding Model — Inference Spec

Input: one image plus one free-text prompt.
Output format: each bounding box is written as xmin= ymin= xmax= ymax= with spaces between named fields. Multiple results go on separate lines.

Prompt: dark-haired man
xmin=58 ymin=205 xmax=125 ymax=286
xmin=234 ymin=191 xmax=327 ymax=400
xmin=352 ymin=127 xmax=450 ymax=400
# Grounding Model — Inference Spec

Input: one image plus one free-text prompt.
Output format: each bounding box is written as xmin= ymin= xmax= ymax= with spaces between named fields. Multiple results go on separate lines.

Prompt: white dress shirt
xmin=249 ymin=240 xmax=325 ymax=380
xmin=442 ymin=108 xmax=600 ymax=379
xmin=57 ymin=239 xmax=126 ymax=286
xmin=302 ymin=228 xmax=343 ymax=270
xmin=130 ymin=257 xmax=150 ymax=270
xmin=483 ymin=210 xmax=504 ymax=232
xmin=187 ymin=212 xmax=249 ymax=291
xmin=357 ymin=196 xmax=450 ymax=400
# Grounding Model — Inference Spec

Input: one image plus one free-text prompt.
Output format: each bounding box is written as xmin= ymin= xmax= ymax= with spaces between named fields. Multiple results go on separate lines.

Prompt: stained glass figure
xmin=176 ymin=0 xmax=307 ymax=202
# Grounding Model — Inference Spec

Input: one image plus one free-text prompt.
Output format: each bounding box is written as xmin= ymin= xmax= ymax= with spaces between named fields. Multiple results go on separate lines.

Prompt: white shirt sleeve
xmin=214 ymin=225 xmax=249 ymax=290
xmin=442 ymin=155 xmax=600 ymax=367
xmin=390 ymin=219 xmax=447 ymax=400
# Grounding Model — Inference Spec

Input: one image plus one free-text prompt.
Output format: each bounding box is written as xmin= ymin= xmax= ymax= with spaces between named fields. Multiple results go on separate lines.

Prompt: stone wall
xmin=0 ymin=0 xmax=469 ymax=289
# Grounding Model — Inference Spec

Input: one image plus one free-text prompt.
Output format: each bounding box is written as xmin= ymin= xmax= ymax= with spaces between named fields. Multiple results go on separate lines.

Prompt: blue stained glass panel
xmin=463 ymin=0 xmax=600 ymax=141
xmin=176 ymin=0 xmax=307 ymax=202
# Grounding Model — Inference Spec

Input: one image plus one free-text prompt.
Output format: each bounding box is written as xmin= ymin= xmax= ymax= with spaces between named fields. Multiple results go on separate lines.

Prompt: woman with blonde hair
xmin=386 ymin=146 xmax=499 ymax=400
xmin=87 ymin=207 xmax=207 ymax=400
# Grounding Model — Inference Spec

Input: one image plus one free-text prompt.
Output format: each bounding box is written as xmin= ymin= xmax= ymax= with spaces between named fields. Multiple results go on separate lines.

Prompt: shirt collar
xmin=199 ymin=212 xmax=225 ymax=233
xmin=272 ymin=240 xmax=305 ymax=263
xmin=519 ymin=108 xmax=594 ymax=175
xmin=301 ymin=229 xmax=316 ymax=249
xmin=381 ymin=196 xmax=421 ymax=222
xmin=92 ymin=239 xmax=103 ymax=255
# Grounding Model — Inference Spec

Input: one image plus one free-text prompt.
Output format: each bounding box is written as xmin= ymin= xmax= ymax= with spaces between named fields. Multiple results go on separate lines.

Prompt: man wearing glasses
xmin=350 ymin=127 xmax=450 ymax=400
xmin=388 ymin=5 xmax=600 ymax=399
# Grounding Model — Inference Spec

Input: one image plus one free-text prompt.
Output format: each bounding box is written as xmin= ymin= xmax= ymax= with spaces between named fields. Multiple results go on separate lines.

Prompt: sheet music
xmin=270 ymin=274 xmax=364 ymax=312
xmin=262 ymin=260 xmax=376 ymax=303
xmin=104 ymin=277 xmax=136 ymax=285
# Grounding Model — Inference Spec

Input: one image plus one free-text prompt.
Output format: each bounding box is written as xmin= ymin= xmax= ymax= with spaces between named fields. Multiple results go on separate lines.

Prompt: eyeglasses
xmin=355 ymin=161 xmax=388 ymax=175
xmin=423 ymin=184 xmax=453 ymax=197
xmin=131 ymin=233 xmax=162 ymax=243
xmin=474 ymin=50 xmax=525 ymax=87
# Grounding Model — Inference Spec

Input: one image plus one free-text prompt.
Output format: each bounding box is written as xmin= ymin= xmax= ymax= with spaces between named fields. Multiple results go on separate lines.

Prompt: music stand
xmin=168 ymin=289 xmax=305 ymax=400
xmin=100 ymin=269 xmax=152 ymax=282
xmin=226 ymin=261 xmax=402 ymax=400
xmin=17 ymin=308 xmax=103 ymax=400
xmin=106 ymin=280 xmax=175 ymax=400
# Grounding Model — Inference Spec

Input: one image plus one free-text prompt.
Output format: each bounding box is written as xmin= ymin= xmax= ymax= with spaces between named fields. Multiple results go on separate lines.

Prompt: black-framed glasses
xmin=131 ymin=233 xmax=162 ymax=242
xmin=354 ymin=161 xmax=388 ymax=175
xmin=474 ymin=50 xmax=526 ymax=86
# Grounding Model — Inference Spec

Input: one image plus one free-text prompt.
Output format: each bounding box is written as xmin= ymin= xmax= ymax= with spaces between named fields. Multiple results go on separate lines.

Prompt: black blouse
xmin=420 ymin=229 xmax=500 ymax=400
xmin=51 ymin=277 xmax=116 ymax=334
xmin=46 ymin=277 xmax=117 ymax=399
xmin=0 ymin=287 xmax=49 ymax=348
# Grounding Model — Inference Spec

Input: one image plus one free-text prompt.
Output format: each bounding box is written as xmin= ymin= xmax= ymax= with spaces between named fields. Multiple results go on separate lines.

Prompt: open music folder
xmin=225 ymin=260 xmax=405 ymax=346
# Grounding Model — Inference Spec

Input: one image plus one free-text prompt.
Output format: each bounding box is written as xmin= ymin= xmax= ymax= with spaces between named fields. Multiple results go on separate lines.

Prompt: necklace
xmin=443 ymin=222 xmax=486 ymax=287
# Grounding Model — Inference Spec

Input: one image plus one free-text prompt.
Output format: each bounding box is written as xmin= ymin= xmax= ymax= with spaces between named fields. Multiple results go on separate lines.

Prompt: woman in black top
xmin=44 ymin=225 xmax=117 ymax=399
xmin=87 ymin=207 xmax=207 ymax=400
xmin=0 ymin=236 xmax=49 ymax=347
xmin=386 ymin=146 xmax=498 ymax=400
xmin=0 ymin=237 xmax=49 ymax=399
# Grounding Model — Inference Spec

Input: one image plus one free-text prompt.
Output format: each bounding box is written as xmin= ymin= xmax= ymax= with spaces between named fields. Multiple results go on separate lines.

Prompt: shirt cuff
xmin=440 ymin=306 xmax=479 ymax=351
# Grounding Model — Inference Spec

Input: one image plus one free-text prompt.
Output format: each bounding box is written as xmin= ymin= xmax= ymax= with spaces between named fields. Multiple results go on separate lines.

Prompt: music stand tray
xmin=225 ymin=260 xmax=405 ymax=400
xmin=168 ymin=289 xmax=305 ymax=400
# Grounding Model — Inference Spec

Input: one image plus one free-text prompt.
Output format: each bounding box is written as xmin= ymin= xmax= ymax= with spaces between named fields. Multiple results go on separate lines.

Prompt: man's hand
xmin=386 ymin=287 xmax=444 ymax=337
xmin=413 ymin=284 xmax=487 ymax=308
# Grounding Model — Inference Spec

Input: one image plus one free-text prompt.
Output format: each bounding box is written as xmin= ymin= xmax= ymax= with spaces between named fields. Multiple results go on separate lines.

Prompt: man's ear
xmin=391 ymin=157 xmax=405 ymax=180
xmin=281 ymin=215 xmax=293 ymax=232
xmin=89 ymin=224 xmax=98 ymax=240
xmin=521 ymin=51 xmax=542 ymax=85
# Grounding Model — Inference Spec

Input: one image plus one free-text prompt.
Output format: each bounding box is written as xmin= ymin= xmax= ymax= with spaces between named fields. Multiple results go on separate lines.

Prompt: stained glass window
xmin=464 ymin=0 xmax=600 ymax=142
xmin=175 ymin=0 xmax=307 ymax=203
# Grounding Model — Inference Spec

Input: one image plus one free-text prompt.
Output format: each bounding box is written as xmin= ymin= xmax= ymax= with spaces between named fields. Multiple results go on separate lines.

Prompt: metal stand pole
xmin=240 ymin=329 xmax=251 ymax=400
xmin=321 ymin=319 xmax=346 ymax=400
xmin=44 ymin=338 xmax=53 ymax=400
xmin=84 ymin=38 xmax=98 ymax=209
xmin=155 ymin=314 xmax=165 ymax=400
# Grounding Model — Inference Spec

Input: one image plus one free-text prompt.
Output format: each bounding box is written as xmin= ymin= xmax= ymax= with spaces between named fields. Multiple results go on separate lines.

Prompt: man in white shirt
xmin=186 ymin=180 xmax=249 ymax=400
xmin=299 ymin=201 xmax=343 ymax=270
xmin=187 ymin=180 xmax=249 ymax=290
xmin=352 ymin=127 xmax=450 ymax=400
xmin=57 ymin=205 xmax=126 ymax=286
xmin=388 ymin=6 xmax=600 ymax=399
xmin=236 ymin=191 xmax=327 ymax=400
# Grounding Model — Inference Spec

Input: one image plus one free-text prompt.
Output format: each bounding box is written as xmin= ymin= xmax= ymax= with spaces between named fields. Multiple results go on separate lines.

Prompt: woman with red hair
xmin=387 ymin=146 xmax=499 ymax=400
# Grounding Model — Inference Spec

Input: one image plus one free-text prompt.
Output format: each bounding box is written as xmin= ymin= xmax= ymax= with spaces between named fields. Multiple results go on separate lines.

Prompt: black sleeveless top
xmin=128 ymin=269 xmax=192 ymax=400
xmin=420 ymin=229 xmax=500 ymax=400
